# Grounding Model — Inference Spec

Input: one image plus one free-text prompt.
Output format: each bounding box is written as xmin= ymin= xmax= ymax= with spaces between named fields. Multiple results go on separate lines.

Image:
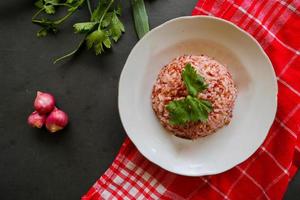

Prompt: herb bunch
xmin=32 ymin=0 xmax=86 ymax=37
xmin=32 ymin=0 xmax=149 ymax=63
xmin=166 ymin=64 xmax=213 ymax=125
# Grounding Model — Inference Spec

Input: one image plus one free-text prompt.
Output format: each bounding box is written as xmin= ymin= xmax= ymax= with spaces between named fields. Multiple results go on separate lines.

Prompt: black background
xmin=0 ymin=0 xmax=299 ymax=199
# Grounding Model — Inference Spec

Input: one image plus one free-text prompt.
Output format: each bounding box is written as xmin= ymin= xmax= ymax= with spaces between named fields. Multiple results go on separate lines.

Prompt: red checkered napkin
xmin=82 ymin=0 xmax=300 ymax=199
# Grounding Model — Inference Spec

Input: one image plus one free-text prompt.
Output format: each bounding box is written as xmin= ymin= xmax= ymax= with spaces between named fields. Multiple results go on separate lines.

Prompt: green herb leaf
xmin=103 ymin=36 xmax=111 ymax=48
xmin=166 ymin=95 xmax=212 ymax=125
xmin=86 ymin=30 xmax=104 ymax=48
xmin=116 ymin=3 xmax=122 ymax=15
xmin=131 ymin=0 xmax=149 ymax=39
xmin=44 ymin=5 xmax=56 ymax=14
xmin=37 ymin=28 xmax=48 ymax=37
xmin=101 ymin=12 xmax=113 ymax=28
xmin=86 ymin=30 xmax=111 ymax=55
xmin=182 ymin=63 xmax=208 ymax=96
xmin=34 ymin=0 xmax=44 ymax=9
xmin=110 ymin=12 xmax=125 ymax=42
xmin=91 ymin=7 xmax=102 ymax=22
xmin=73 ymin=22 xmax=97 ymax=33
xmin=91 ymin=0 xmax=112 ymax=22
xmin=66 ymin=0 xmax=75 ymax=3
xmin=45 ymin=0 xmax=59 ymax=4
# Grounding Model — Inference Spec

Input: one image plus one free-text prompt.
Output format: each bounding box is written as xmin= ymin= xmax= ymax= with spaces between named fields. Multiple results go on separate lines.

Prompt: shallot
xmin=45 ymin=107 xmax=69 ymax=133
xmin=34 ymin=91 xmax=55 ymax=114
xmin=27 ymin=111 xmax=46 ymax=128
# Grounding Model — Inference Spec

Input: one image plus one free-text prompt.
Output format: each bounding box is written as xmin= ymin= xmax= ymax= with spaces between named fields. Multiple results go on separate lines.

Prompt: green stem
xmin=87 ymin=0 xmax=93 ymax=16
xmin=32 ymin=9 xmax=75 ymax=25
xmin=53 ymin=36 xmax=86 ymax=64
xmin=98 ymin=0 xmax=114 ymax=30
xmin=54 ymin=11 xmax=74 ymax=24
xmin=32 ymin=19 xmax=44 ymax=24
xmin=31 ymin=3 xmax=72 ymax=22
xmin=32 ymin=1 xmax=83 ymax=26
xmin=51 ymin=3 xmax=73 ymax=8
xmin=32 ymin=8 xmax=45 ymax=21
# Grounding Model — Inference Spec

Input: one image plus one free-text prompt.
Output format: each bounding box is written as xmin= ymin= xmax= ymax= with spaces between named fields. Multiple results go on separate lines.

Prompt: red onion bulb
xmin=27 ymin=111 xmax=46 ymax=128
xmin=45 ymin=108 xmax=69 ymax=133
xmin=34 ymin=91 xmax=55 ymax=114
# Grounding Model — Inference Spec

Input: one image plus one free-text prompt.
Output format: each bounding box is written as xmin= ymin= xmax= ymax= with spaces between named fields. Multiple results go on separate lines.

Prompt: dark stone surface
xmin=0 ymin=0 xmax=298 ymax=199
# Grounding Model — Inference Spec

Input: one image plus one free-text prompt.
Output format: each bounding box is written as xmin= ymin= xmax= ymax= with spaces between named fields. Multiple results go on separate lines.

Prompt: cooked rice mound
xmin=151 ymin=55 xmax=237 ymax=139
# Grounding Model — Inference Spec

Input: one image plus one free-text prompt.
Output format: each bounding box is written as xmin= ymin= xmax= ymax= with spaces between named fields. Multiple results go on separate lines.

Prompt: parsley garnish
xmin=166 ymin=64 xmax=212 ymax=125
xmin=182 ymin=63 xmax=208 ymax=96
xmin=167 ymin=95 xmax=212 ymax=125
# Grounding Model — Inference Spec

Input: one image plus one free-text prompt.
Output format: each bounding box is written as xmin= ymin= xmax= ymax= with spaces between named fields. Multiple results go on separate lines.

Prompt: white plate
xmin=118 ymin=16 xmax=277 ymax=176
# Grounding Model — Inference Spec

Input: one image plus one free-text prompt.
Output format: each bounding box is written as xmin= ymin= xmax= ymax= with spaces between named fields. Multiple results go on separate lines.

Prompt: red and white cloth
xmin=82 ymin=0 xmax=300 ymax=199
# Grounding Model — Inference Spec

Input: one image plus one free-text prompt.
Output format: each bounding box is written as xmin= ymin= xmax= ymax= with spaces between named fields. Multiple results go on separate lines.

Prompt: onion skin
xmin=34 ymin=91 xmax=55 ymax=114
xmin=27 ymin=111 xmax=46 ymax=128
xmin=45 ymin=108 xmax=69 ymax=133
